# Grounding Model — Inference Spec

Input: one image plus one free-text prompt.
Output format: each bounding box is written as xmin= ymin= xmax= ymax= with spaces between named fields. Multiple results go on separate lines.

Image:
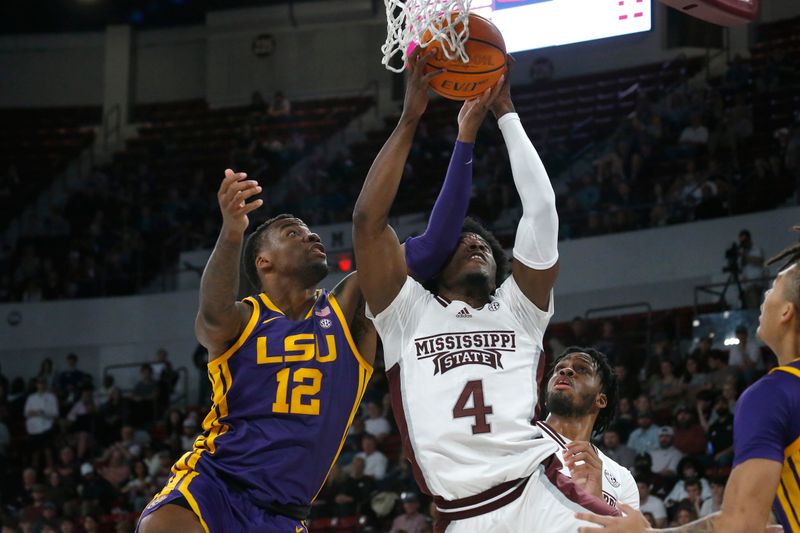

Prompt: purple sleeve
xmin=404 ymin=140 xmax=473 ymax=280
xmin=732 ymin=375 xmax=790 ymax=466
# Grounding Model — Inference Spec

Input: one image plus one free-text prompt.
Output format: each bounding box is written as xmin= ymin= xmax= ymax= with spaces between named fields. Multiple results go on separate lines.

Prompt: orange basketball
xmin=422 ymin=13 xmax=507 ymax=101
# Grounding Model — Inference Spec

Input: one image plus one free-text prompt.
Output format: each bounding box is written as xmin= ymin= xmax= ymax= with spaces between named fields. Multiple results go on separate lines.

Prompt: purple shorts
xmin=137 ymin=469 xmax=308 ymax=533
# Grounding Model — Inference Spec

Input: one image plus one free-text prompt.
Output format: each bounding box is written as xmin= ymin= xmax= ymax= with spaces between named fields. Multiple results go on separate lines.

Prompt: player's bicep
xmin=718 ymin=459 xmax=782 ymax=532
xmin=352 ymin=223 xmax=407 ymax=316
xmin=196 ymin=300 xmax=252 ymax=359
xmin=511 ymin=260 xmax=559 ymax=312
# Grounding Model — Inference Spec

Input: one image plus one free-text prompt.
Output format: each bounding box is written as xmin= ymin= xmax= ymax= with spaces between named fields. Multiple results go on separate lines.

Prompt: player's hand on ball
xmin=402 ymin=48 xmax=445 ymax=121
xmin=564 ymin=441 xmax=603 ymax=498
xmin=457 ymin=74 xmax=505 ymax=143
xmin=576 ymin=503 xmax=651 ymax=532
xmin=490 ymin=54 xmax=515 ymax=119
xmin=218 ymin=169 xmax=263 ymax=236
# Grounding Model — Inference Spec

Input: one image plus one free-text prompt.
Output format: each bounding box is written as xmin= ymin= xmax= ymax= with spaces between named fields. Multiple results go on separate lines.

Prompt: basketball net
xmin=381 ymin=0 xmax=473 ymax=73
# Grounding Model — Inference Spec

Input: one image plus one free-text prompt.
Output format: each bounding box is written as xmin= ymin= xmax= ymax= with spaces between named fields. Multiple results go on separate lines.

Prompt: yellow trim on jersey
xmin=786 ymin=436 xmax=800 ymax=460
xmin=312 ymin=363 xmax=371 ymax=501
xmin=259 ymin=289 xmax=322 ymax=319
xmin=772 ymin=365 xmax=800 ymax=380
xmin=777 ymin=484 xmax=800 ymax=532
xmin=328 ymin=293 xmax=373 ymax=372
xmin=177 ymin=471 xmax=210 ymax=533
xmin=208 ymin=296 xmax=261 ymax=365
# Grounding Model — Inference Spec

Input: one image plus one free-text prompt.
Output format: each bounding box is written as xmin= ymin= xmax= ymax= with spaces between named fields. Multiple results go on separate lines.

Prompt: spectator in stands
xmin=673 ymin=500 xmax=699 ymax=526
xmin=649 ymin=426 xmax=684 ymax=479
xmin=93 ymin=374 xmax=115 ymax=407
xmin=152 ymin=349 xmax=178 ymax=413
xmin=564 ymin=316 xmax=593 ymax=347
xmin=706 ymin=394 xmax=735 ymax=466
xmin=130 ymin=364 xmax=158 ymax=424
xmin=381 ymin=451 xmax=418 ymax=494
xmin=98 ymin=387 xmax=129 ymax=445
xmin=628 ymin=410 xmax=661 ymax=455
xmin=666 ymin=457 xmax=711 ymax=509
xmin=649 ymin=359 xmax=685 ymax=415
xmin=98 ymin=446 xmax=131 ymax=488
xmin=637 ymin=480 xmax=667 ymax=528
xmin=356 ymin=433 xmax=387 ymax=480
xmin=77 ymin=462 xmax=115 ymax=516
xmin=25 ymin=377 xmax=59 ymax=469
xmin=680 ymin=355 xmax=708 ymax=399
xmin=599 ymin=425 xmax=637 ymax=470
xmin=268 ymin=91 xmax=291 ymax=118
xmin=364 ymin=400 xmax=391 ymax=441
xmin=121 ymin=460 xmax=155 ymax=511
xmin=37 ymin=358 xmax=56 ymax=389
xmin=671 ymin=404 xmax=707 ymax=457
xmin=678 ymin=114 xmax=709 ymax=156
xmin=614 ymin=396 xmax=636 ymax=442
xmin=54 ymin=445 xmax=80 ymax=488
xmin=335 ymin=456 xmax=374 ymax=517
xmin=728 ymin=325 xmax=762 ymax=379
xmin=44 ymin=470 xmax=75 ymax=513
xmin=699 ymin=476 xmax=725 ymax=517
xmin=181 ymin=417 xmax=199 ymax=451
xmin=389 ymin=491 xmax=429 ymax=533
xmin=737 ymin=229 xmax=768 ymax=309
xmin=57 ymin=353 xmax=89 ymax=405
xmin=66 ymin=388 xmax=96 ymax=459
xmin=706 ymin=350 xmax=737 ymax=390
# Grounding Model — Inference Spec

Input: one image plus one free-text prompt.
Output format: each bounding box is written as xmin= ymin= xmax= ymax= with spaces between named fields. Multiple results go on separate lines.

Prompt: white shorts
xmin=438 ymin=456 xmax=619 ymax=533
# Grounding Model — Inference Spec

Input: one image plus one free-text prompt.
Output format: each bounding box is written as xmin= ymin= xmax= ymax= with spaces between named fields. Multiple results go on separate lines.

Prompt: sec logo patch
xmin=320 ymin=318 xmax=333 ymax=329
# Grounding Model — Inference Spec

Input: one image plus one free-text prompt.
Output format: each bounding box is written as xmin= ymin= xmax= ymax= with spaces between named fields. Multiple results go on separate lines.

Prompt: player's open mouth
xmin=468 ymin=254 xmax=486 ymax=263
xmin=554 ymin=378 xmax=572 ymax=390
xmin=310 ymin=243 xmax=326 ymax=256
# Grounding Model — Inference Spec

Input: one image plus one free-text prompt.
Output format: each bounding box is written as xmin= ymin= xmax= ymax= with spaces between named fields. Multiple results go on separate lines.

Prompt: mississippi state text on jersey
xmin=369 ymin=275 xmax=559 ymax=500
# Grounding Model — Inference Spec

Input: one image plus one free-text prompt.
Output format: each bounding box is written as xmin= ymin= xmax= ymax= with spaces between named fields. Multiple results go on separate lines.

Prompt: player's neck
xmin=544 ymin=413 xmax=595 ymax=442
xmin=261 ymin=278 xmax=318 ymax=320
xmin=437 ymin=285 xmax=491 ymax=309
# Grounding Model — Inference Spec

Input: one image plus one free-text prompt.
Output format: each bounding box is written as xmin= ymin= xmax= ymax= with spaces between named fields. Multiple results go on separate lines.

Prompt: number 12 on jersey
xmin=272 ymin=368 xmax=322 ymax=415
xmin=453 ymin=380 xmax=493 ymax=434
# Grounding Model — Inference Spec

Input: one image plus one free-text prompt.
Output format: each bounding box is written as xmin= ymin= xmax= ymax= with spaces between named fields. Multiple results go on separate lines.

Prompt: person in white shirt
xmin=355 ymin=433 xmax=387 ymax=480
xmin=636 ymin=480 xmax=667 ymax=528
xmin=24 ymin=377 xmax=59 ymax=468
xmin=353 ymin=51 xmax=619 ymax=532
xmin=728 ymin=325 xmax=762 ymax=378
xmin=699 ymin=477 xmax=725 ymax=517
xmin=678 ymin=114 xmax=709 ymax=146
xmin=537 ymin=347 xmax=639 ymax=510
xmin=364 ymin=400 xmax=391 ymax=441
xmin=649 ymin=427 xmax=685 ymax=479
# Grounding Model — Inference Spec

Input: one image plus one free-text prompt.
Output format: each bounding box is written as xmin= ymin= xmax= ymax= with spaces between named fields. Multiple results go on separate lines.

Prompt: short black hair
xmin=550 ymin=346 xmax=618 ymax=434
xmin=243 ymin=213 xmax=296 ymax=288
xmin=424 ymin=217 xmax=510 ymax=292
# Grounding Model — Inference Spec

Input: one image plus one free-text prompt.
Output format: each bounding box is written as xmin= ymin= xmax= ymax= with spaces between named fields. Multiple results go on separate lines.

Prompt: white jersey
xmin=536 ymin=421 xmax=640 ymax=509
xmin=368 ymin=275 xmax=558 ymax=500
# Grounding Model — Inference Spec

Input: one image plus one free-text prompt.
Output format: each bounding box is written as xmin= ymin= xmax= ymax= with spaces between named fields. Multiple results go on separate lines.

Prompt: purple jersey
xmin=733 ymin=359 xmax=800 ymax=532
xmin=174 ymin=289 xmax=372 ymax=506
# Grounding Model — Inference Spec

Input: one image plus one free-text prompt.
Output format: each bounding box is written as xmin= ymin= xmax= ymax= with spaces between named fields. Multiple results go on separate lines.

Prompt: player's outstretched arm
xmin=575 ymin=459 xmax=782 ymax=533
xmin=493 ymin=64 xmax=559 ymax=310
xmin=195 ymin=169 xmax=263 ymax=360
xmin=352 ymin=49 xmax=444 ymax=315
xmin=404 ymin=77 xmax=505 ymax=281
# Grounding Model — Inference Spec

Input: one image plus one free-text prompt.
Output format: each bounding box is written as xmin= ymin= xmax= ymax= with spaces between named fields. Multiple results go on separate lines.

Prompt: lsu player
xmin=576 ymin=229 xmax=800 ymax=533
xmin=538 ymin=347 xmax=639 ymax=511
xmin=138 ymin=159 xmax=474 ymax=530
xmin=353 ymin=50 xmax=620 ymax=532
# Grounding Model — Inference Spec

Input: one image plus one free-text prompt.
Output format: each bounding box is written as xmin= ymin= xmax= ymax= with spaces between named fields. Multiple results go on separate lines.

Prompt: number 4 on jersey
xmin=453 ymin=380 xmax=493 ymax=434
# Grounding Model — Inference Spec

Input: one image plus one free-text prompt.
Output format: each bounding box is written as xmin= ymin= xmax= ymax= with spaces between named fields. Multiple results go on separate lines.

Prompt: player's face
xmin=545 ymin=352 xmax=606 ymax=418
xmin=758 ymin=265 xmax=795 ymax=348
xmin=263 ymin=218 xmax=329 ymax=284
xmin=439 ymin=232 xmax=497 ymax=290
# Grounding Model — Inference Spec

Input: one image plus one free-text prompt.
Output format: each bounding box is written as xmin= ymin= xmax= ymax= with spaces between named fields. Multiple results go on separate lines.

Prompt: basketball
xmin=421 ymin=12 xmax=507 ymax=101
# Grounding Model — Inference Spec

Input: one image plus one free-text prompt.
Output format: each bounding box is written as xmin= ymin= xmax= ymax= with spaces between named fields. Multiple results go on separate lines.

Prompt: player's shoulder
xmin=741 ymin=365 xmax=800 ymax=404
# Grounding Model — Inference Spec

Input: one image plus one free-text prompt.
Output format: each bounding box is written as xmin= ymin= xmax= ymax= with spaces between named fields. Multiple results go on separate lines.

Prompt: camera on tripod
xmin=723 ymin=242 xmax=741 ymax=274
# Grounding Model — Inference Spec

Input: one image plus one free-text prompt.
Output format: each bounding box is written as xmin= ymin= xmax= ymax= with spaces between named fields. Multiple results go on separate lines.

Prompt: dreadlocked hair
xmin=767 ymin=225 xmax=800 ymax=310
xmin=550 ymin=346 xmax=619 ymax=434
xmin=767 ymin=225 xmax=800 ymax=271
xmin=242 ymin=213 xmax=296 ymax=289
xmin=423 ymin=216 xmax=510 ymax=293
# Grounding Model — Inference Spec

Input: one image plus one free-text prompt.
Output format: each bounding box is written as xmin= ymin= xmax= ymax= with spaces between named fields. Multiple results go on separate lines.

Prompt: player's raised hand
xmin=218 ymin=169 xmax=263 ymax=237
xmin=563 ymin=441 xmax=603 ymax=498
xmin=490 ymin=54 xmax=516 ymax=119
xmin=576 ymin=503 xmax=651 ymax=532
xmin=457 ymin=74 xmax=506 ymax=143
xmin=402 ymin=48 xmax=445 ymax=120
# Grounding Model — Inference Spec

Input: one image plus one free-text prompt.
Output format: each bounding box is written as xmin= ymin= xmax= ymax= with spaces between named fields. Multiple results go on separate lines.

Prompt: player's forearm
xmin=197 ymin=229 xmax=244 ymax=330
xmin=498 ymin=113 xmax=558 ymax=269
xmin=353 ymin=116 xmax=419 ymax=236
xmin=405 ymin=140 xmax=473 ymax=280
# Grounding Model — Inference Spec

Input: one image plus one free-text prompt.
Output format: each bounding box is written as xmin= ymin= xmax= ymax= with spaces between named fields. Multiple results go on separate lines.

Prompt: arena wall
xmin=3 ymin=206 xmax=797 ymax=396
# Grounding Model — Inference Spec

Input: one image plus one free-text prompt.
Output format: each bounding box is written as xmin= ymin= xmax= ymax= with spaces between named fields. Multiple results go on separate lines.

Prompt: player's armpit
xmin=332 ymin=273 xmax=377 ymax=366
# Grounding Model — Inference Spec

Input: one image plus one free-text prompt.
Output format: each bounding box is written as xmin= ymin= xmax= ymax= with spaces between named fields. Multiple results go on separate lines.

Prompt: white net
xmin=381 ymin=0 xmax=473 ymax=73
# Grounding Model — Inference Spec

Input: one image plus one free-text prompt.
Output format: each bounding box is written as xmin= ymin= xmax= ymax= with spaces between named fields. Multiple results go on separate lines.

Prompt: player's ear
xmin=781 ymin=301 xmax=796 ymax=326
xmin=256 ymin=253 xmax=273 ymax=273
xmin=595 ymin=393 xmax=607 ymax=410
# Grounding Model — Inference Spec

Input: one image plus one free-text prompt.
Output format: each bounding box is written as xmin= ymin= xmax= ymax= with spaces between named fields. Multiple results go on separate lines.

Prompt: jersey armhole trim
xmin=786 ymin=435 xmax=800 ymax=459
xmin=328 ymin=293 xmax=374 ymax=373
xmin=207 ymin=296 xmax=260 ymax=366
